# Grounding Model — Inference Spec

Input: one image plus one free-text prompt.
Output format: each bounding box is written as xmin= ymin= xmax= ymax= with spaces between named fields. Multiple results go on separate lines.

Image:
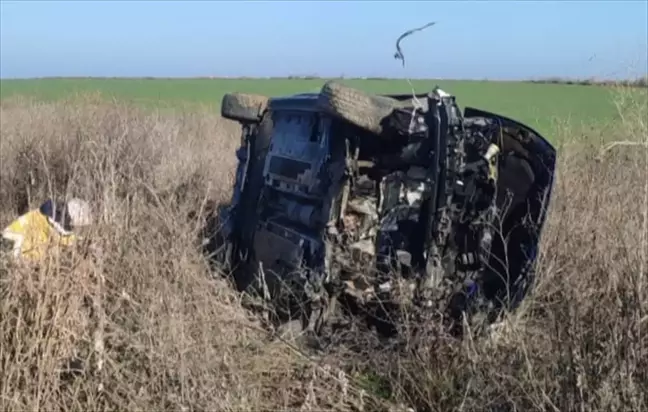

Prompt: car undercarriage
xmin=204 ymin=81 xmax=556 ymax=339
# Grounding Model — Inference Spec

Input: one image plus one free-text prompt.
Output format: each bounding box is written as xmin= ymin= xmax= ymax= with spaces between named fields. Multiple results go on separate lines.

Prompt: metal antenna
xmin=393 ymin=21 xmax=437 ymax=68
xmin=393 ymin=21 xmax=438 ymax=123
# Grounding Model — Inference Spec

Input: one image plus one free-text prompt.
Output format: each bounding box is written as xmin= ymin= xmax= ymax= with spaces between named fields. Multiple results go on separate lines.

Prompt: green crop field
xmin=0 ymin=77 xmax=641 ymax=139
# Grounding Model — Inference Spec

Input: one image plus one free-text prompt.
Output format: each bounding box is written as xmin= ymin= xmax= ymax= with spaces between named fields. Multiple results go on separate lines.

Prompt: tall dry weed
xmin=0 ymin=97 xmax=371 ymax=411
xmin=0 ymin=88 xmax=646 ymax=411
xmin=346 ymin=86 xmax=648 ymax=412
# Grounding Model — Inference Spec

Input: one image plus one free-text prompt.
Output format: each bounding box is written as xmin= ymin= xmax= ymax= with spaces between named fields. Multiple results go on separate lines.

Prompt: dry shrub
xmin=346 ymin=89 xmax=648 ymax=412
xmin=350 ymin=144 xmax=647 ymax=412
xmin=0 ymin=97 xmax=370 ymax=411
xmin=0 ymin=88 xmax=646 ymax=412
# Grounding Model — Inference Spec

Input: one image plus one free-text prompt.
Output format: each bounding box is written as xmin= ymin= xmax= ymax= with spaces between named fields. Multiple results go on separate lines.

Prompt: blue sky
xmin=1 ymin=0 xmax=646 ymax=80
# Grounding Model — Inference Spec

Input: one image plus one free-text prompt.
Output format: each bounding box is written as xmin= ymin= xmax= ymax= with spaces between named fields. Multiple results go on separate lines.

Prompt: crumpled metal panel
xmin=254 ymin=219 xmax=323 ymax=268
xmin=377 ymin=168 xmax=431 ymax=232
xmin=262 ymin=111 xmax=332 ymax=198
xmin=253 ymin=110 xmax=334 ymax=281
xmin=253 ymin=224 xmax=304 ymax=270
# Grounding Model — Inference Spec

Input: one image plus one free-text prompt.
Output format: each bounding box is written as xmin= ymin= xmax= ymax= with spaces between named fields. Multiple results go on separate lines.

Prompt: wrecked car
xmin=206 ymin=81 xmax=556 ymax=337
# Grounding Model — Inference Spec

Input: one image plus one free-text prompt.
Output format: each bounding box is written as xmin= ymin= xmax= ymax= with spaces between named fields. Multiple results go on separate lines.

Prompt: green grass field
xmin=0 ymin=77 xmax=639 ymax=139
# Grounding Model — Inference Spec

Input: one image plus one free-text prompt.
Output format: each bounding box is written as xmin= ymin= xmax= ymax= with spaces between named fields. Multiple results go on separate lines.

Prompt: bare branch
xmin=596 ymin=140 xmax=648 ymax=160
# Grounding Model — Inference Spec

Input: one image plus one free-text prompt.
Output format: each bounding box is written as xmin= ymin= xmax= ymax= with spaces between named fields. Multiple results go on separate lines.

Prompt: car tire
xmin=317 ymin=81 xmax=400 ymax=135
xmin=221 ymin=92 xmax=270 ymax=123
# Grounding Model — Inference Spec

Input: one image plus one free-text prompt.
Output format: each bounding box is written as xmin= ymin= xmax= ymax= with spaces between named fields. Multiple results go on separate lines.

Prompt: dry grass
xmin=0 ymin=89 xmax=646 ymax=412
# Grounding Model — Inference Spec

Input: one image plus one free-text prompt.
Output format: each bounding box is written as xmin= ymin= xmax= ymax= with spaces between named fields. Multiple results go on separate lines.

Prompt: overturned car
xmin=206 ymin=81 xmax=556 ymax=337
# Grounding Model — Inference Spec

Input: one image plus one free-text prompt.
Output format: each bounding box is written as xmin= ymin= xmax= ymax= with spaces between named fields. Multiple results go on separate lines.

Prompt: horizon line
xmin=1 ymin=74 xmax=646 ymax=82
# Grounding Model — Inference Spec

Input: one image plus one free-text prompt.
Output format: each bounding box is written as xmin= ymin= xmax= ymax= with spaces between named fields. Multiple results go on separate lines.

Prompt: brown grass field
xmin=0 ymin=88 xmax=646 ymax=411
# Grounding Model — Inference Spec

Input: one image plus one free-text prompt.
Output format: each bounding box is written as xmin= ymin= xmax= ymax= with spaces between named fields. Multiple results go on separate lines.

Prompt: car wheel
xmin=221 ymin=92 xmax=270 ymax=123
xmin=317 ymin=81 xmax=401 ymax=135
